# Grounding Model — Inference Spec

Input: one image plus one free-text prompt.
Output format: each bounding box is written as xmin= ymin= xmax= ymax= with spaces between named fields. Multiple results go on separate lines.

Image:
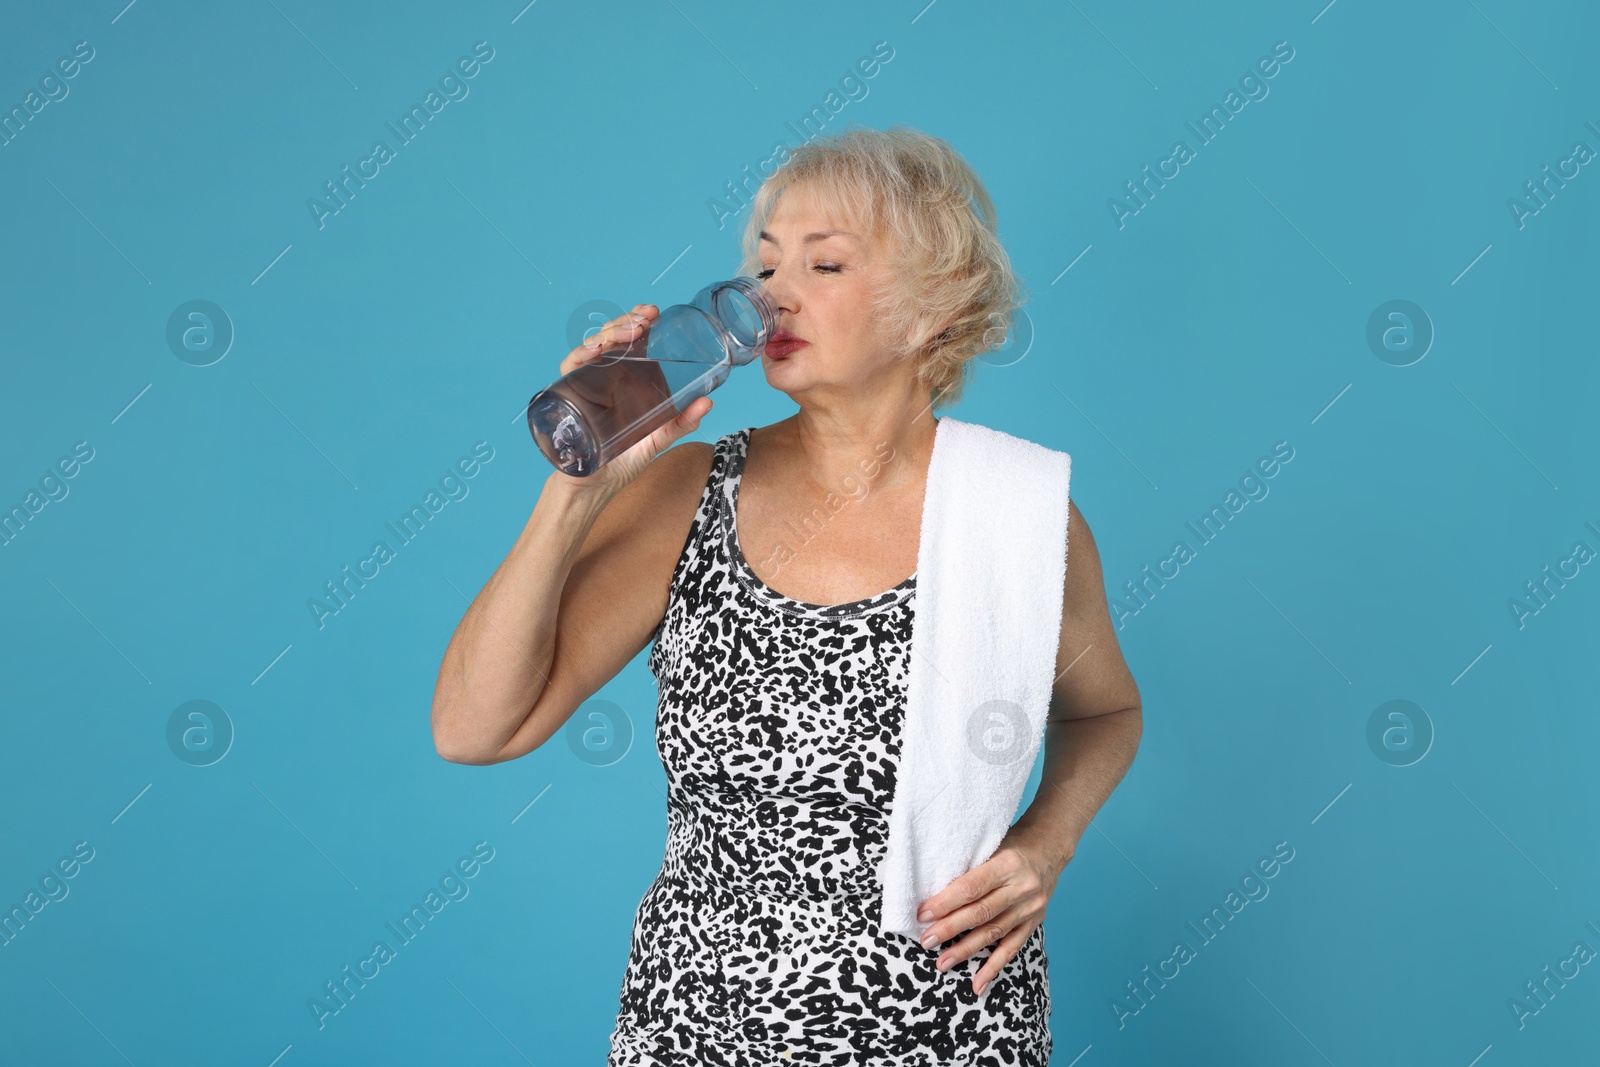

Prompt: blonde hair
xmin=736 ymin=123 xmax=1025 ymax=411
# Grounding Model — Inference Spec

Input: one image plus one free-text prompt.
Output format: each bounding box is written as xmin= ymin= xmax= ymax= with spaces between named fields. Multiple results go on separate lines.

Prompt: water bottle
xmin=525 ymin=277 xmax=778 ymax=477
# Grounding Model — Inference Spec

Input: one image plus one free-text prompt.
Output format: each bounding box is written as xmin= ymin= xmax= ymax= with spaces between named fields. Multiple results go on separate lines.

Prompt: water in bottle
xmin=526 ymin=277 xmax=777 ymax=477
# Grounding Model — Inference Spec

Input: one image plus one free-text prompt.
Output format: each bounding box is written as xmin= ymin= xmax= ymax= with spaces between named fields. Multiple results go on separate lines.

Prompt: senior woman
xmin=430 ymin=124 xmax=1142 ymax=1066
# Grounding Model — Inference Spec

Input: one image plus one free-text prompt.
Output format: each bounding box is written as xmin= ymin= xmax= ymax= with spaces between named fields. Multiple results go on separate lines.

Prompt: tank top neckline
xmin=720 ymin=426 xmax=916 ymax=620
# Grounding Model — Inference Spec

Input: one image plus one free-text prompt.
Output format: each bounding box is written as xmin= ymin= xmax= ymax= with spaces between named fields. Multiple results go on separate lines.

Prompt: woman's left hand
xmin=914 ymin=829 xmax=1070 ymax=996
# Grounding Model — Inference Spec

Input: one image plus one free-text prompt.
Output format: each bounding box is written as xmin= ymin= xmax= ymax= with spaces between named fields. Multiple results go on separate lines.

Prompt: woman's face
xmin=754 ymin=185 xmax=910 ymax=401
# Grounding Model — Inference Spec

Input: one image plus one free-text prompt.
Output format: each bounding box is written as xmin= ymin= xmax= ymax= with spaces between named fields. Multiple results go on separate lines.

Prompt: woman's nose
xmin=760 ymin=272 xmax=797 ymax=313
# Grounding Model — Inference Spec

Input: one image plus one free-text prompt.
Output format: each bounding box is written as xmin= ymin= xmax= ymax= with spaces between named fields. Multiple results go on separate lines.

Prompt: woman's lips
xmin=766 ymin=339 xmax=809 ymax=359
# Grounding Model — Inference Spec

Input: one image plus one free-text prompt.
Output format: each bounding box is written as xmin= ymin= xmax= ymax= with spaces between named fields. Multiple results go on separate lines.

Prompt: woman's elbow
xmin=430 ymin=699 xmax=502 ymax=765
xmin=434 ymin=735 xmax=499 ymax=765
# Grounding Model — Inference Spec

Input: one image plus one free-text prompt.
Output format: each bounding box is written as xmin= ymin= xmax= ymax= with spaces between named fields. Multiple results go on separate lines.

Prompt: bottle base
xmin=527 ymin=391 xmax=599 ymax=477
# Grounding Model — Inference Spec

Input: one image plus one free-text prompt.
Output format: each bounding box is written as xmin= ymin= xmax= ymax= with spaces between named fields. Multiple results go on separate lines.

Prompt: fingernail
xmin=920 ymin=931 xmax=938 ymax=949
xmin=918 ymin=907 xmax=932 ymax=922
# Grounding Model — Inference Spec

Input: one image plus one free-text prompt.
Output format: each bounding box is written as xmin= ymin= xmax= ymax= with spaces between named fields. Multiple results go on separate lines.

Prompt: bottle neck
xmin=717 ymin=277 xmax=779 ymax=366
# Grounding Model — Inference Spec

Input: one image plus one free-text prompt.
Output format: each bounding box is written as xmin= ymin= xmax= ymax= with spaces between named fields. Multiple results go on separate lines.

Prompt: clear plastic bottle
xmin=525 ymin=277 xmax=777 ymax=477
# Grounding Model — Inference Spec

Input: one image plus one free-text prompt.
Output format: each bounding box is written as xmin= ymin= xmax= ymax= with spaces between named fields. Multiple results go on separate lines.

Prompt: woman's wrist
xmin=1004 ymin=819 xmax=1078 ymax=879
xmin=536 ymin=469 xmax=616 ymax=524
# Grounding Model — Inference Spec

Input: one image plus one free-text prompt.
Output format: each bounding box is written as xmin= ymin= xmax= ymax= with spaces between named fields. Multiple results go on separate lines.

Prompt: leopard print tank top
xmin=608 ymin=426 xmax=1052 ymax=1066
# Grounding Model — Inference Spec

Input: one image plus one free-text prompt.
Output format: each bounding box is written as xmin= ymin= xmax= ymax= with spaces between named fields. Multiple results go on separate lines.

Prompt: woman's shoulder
xmin=654 ymin=435 xmax=718 ymax=491
xmin=630 ymin=438 xmax=720 ymax=563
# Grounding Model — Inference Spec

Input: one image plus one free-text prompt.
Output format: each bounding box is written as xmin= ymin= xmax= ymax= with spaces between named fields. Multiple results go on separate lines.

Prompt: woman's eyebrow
xmin=759 ymin=229 xmax=859 ymax=247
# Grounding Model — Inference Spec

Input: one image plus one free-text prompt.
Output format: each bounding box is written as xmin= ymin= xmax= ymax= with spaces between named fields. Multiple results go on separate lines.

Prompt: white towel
xmin=876 ymin=416 xmax=1072 ymax=943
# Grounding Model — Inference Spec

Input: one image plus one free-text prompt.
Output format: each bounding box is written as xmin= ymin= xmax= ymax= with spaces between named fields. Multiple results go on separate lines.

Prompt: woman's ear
xmin=904 ymin=306 xmax=933 ymax=347
xmin=906 ymin=310 xmax=956 ymax=352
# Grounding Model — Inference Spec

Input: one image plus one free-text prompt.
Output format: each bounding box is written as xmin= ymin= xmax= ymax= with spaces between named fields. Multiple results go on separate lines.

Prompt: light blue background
xmin=2 ymin=1 xmax=1596 ymax=1063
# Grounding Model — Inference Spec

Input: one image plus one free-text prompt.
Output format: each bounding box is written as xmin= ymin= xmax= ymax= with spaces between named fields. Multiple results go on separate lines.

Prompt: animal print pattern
xmin=607 ymin=427 xmax=1052 ymax=1066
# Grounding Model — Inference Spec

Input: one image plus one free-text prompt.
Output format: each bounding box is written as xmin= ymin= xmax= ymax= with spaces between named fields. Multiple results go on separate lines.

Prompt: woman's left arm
xmin=915 ymin=499 xmax=1143 ymax=995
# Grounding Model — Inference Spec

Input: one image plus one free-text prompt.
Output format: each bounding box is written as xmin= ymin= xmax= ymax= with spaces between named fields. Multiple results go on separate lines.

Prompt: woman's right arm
xmin=429 ymin=303 xmax=712 ymax=765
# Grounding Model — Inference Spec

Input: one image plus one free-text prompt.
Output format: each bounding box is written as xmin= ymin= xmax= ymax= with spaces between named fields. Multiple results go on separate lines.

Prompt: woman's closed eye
xmin=756 ymin=264 xmax=842 ymax=279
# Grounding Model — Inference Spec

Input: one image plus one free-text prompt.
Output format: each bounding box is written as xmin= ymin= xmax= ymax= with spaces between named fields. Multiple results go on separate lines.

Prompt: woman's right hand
xmin=548 ymin=303 xmax=713 ymax=498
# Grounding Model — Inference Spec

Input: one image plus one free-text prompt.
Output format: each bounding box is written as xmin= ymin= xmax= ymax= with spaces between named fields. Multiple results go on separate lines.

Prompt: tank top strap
xmin=711 ymin=426 xmax=752 ymax=553
xmin=646 ymin=428 xmax=748 ymax=676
